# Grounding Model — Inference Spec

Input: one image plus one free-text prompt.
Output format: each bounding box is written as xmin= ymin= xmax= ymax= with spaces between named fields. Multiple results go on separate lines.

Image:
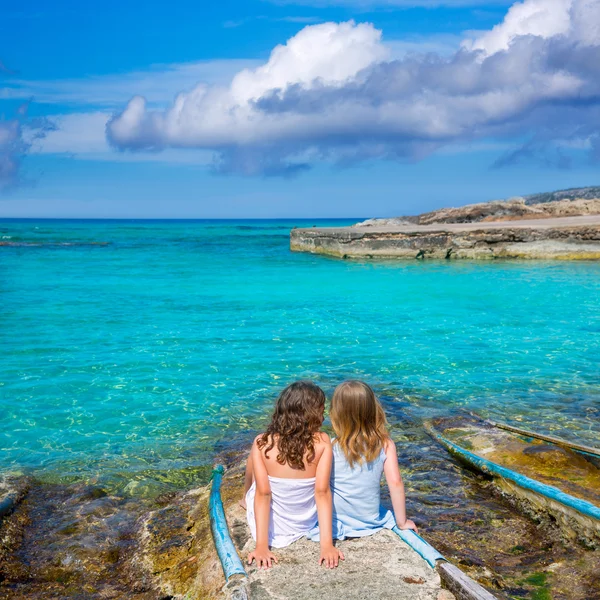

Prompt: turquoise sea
xmin=1 ymin=219 xmax=599 ymax=493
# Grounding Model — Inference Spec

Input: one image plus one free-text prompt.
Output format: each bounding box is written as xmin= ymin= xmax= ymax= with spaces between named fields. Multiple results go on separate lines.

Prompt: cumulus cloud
xmin=107 ymin=0 xmax=600 ymax=176
xmin=463 ymin=0 xmax=572 ymax=54
xmin=29 ymin=111 xmax=214 ymax=166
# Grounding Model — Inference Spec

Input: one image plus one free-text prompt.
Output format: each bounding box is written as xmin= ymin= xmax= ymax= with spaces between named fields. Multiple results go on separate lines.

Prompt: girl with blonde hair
xmin=311 ymin=380 xmax=417 ymax=540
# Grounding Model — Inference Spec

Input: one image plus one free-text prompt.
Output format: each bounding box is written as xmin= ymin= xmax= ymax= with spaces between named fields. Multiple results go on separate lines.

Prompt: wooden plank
xmin=469 ymin=412 xmax=600 ymax=458
xmin=437 ymin=562 xmax=498 ymax=600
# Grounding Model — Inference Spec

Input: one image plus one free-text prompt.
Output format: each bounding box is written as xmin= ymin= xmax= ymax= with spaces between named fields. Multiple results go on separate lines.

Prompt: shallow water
xmin=1 ymin=219 xmax=599 ymax=493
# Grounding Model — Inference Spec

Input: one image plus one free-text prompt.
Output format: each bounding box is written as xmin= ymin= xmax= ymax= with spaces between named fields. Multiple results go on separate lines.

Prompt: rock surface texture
xmin=225 ymin=501 xmax=454 ymax=600
xmin=0 ymin=476 xmax=231 ymax=600
xmin=357 ymin=187 xmax=600 ymax=227
xmin=0 ymin=464 xmax=455 ymax=600
xmin=291 ymin=216 xmax=600 ymax=260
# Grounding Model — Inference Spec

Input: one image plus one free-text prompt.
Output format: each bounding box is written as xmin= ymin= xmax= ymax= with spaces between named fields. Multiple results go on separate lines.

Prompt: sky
xmin=1 ymin=0 xmax=599 ymax=218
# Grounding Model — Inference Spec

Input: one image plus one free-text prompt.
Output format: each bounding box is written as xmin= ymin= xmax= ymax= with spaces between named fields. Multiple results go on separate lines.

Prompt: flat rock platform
xmin=290 ymin=215 xmax=600 ymax=260
xmin=225 ymin=502 xmax=455 ymax=600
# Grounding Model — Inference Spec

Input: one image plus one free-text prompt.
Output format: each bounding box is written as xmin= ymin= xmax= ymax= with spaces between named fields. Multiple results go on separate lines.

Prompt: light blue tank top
xmin=309 ymin=442 xmax=396 ymax=541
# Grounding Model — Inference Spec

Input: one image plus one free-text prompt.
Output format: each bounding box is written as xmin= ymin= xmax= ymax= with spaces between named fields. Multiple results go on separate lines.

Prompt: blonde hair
xmin=330 ymin=380 xmax=389 ymax=467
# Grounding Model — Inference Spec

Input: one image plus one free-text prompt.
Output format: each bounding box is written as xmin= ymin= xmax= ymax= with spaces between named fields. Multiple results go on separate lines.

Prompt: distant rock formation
xmin=355 ymin=186 xmax=600 ymax=227
xmin=292 ymin=186 xmax=600 ymax=260
xmin=523 ymin=186 xmax=600 ymax=204
xmin=292 ymin=218 xmax=600 ymax=260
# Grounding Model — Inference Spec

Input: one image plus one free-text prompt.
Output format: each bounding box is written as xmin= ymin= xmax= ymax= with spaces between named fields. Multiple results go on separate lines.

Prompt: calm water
xmin=1 ymin=219 xmax=599 ymax=492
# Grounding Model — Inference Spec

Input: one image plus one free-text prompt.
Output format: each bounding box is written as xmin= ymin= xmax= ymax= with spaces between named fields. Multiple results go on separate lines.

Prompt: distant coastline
xmin=291 ymin=187 xmax=600 ymax=260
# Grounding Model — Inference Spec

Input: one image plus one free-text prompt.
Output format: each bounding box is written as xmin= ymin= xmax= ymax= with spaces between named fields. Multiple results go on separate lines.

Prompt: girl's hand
xmin=319 ymin=545 xmax=345 ymax=569
xmin=398 ymin=519 xmax=419 ymax=533
xmin=247 ymin=547 xmax=278 ymax=569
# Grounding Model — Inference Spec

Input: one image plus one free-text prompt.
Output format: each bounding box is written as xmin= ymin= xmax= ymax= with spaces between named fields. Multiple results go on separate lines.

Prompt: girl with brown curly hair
xmin=309 ymin=380 xmax=417 ymax=542
xmin=243 ymin=381 xmax=343 ymax=569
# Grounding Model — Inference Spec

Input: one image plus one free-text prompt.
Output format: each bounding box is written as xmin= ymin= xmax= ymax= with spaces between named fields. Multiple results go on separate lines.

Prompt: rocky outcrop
xmin=0 ymin=465 xmax=455 ymax=600
xmin=291 ymin=216 xmax=600 ymax=260
xmin=355 ymin=187 xmax=600 ymax=227
xmin=233 ymin=519 xmax=455 ymax=600
xmin=522 ymin=186 xmax=600 ymax=204
xmin=414 ymin=198 xmax=600 ymax=226
xmin=0 ymin=475 xmax=236 ymax=600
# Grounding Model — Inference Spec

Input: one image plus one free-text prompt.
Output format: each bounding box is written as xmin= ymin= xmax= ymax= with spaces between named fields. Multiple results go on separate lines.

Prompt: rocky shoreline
xmin=2 ymin=448 xmax=599 ymax=599
xmin=290 ymin=215 xmax=600 ymax=260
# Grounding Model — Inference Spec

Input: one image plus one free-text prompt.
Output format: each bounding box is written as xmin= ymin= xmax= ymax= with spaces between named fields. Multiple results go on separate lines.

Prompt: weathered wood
xmin=437 ymin=562 xmax=498 ymax=600
xmin=481 ymin=416 xmax=600 ymax=459
xmin=426 ymin=421 xmax=600 ymax=548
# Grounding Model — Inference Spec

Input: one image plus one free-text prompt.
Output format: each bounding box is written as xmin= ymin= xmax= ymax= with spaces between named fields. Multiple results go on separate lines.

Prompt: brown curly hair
xmin=258 ymin=381 xmax=326 ymax=470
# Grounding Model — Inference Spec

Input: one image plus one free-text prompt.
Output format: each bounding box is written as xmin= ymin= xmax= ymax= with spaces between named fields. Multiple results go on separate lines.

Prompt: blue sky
xmin=1 ymin=0 xmax=599 ymax=218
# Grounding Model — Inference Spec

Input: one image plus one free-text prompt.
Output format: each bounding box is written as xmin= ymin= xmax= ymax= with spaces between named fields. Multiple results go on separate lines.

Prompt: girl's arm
xmin=247 ymin=438 xmax=278 ymax=568
xmin=314 ymin=434 xmax=344 ymax=568
xmin=239 ymin=452 xmax=254 ymax=509
xmin=383 ymin=439 xmax=418 ymax=532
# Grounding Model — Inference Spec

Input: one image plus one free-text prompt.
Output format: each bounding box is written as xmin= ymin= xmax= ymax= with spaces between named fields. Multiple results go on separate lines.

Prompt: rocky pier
xmin=290 ymin=215 xmax=600 ymax=260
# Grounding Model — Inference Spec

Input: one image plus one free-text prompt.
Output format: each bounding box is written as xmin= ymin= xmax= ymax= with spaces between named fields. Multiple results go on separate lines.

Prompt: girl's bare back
xmin=259 ymin=432 xmax=329 ymax=478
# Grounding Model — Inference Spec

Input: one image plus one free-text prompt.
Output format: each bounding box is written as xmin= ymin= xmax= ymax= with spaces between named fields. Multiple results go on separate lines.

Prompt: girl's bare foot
xmin=239 ymin=499 xmax=247 ymax=510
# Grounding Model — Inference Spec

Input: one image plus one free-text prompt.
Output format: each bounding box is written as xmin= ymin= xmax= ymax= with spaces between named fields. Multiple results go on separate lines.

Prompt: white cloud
xmin=229 ymin=21 xmax=388 ymax=103
xmin=106 ymin=0 xmax=600 ymax=176
xmin=27 ymin=111 xmax=213 ymax=166
xmin=28 ymin=112 xmax=111 ymax=154
xmin=107 ymin=20 xmax=390 ymax=162
xmin=1 ymin=59 xmax=262 ymax=173
xmin=463 ymin=0 xmax=572 ymax=54
xmin=279 ymin=16 xmax=323 ymax=23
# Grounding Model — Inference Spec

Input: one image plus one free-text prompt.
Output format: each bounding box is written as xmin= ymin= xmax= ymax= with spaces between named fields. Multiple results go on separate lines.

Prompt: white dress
xmin=246 ymin=475 xmax=317 ymax=548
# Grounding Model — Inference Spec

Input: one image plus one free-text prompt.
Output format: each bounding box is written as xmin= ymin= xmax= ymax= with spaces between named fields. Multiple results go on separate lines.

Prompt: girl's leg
xmin=239 ymin=452 xmax=254 ymax=509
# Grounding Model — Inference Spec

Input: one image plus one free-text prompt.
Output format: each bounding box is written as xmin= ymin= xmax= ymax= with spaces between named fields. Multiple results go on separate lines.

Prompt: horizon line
xmin=0 ymin=216 xmax=369 ymax=221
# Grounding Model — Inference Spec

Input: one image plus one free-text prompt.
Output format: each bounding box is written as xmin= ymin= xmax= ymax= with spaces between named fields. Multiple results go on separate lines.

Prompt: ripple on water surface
xmin=0 ymin=219 xmax=599 ymax=490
